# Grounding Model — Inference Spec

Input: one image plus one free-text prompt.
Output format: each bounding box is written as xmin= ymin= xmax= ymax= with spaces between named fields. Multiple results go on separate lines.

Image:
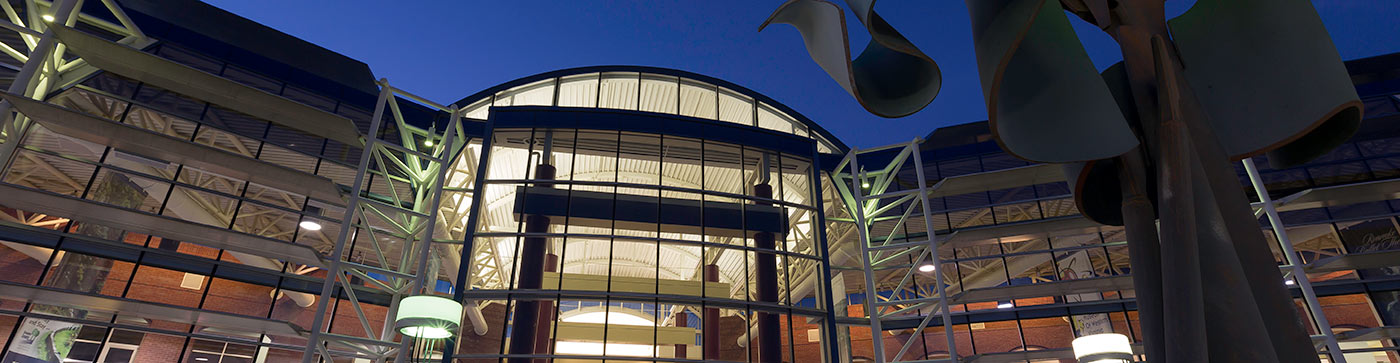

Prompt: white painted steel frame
xmin=300 ymin=80 xmax=464 ymax=363
xmin=834 ymin=139 xmax=957 ymax=363
xmin=0 ymin=0 xmax=152 ymax=174
xmin=1242 ymin=158 xmax=1345 ymax=363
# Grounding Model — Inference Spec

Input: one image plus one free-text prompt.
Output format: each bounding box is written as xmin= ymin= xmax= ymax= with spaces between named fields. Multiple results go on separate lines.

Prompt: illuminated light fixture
xmin=1072 ymin=333 xmax=1133 ymax=363
xmin=996 ymin=302 xmax=1014 ymax=309
xmin=394 ymin=295 xmax=462 ymax=339
xmin=861 ymin=180 xmax=871 ymax=189
xmin=917 ymin=263 xmax=936 ymax=273
xmin=298 ymin=220 xmax=322 ymax=231
xmin=195 ymin=358 xmax=209 ymax=362
xmin=1285 ymin=279 xmax=1296 ymax=286
xmin=41 ymin=14 xmax=54 ymax=22
xmin=423 ymin=139 xmax=434 ymax=147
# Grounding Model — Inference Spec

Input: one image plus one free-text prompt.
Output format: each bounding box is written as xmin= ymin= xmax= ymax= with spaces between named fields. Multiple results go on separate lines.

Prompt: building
xmin=0 ymin=1 xmax=1396 ymax=362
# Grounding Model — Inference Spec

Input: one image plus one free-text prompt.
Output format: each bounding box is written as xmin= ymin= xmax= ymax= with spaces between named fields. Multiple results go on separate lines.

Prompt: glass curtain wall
xmin=0 ymin=41 xmax=447 ymax=362
xmin=450 ymin=127 xmax=831 ymax=362
xmin=459 ymin=71 xmax=842 ymax=154
xmin=821 ymin=133 xmax=1400 ymax=360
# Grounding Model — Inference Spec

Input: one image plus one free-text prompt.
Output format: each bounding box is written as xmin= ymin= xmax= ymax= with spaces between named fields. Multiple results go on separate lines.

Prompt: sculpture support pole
xmin=1146 ymin=36 xmax=1210 ymax=363
xmin=1116 ymin=152 xmax=1166 ymax=363
xmin=1109 ymin=10 xmax=1319 ymax=361
xmin=1170 ymin=58 xmax=1325 ymax=363
xmin=1110 ymin=21 xmax=1207 ymax=362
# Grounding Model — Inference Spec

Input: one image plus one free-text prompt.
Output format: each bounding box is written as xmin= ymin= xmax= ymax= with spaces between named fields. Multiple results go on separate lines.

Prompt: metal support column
xmin=836 ymin=139 xmax=956 ymax=363
xmin=704 ymin=264 xmax=721 ymax=359
xmin=301 ymin=80 xmax=463 ymax=362
xmin=1243 ymin=158 xmax=1345 ymax=363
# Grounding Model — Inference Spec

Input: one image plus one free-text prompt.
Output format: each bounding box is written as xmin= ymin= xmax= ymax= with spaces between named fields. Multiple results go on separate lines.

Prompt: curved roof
xmin=453 ymin=65 xmax=848 ymax=154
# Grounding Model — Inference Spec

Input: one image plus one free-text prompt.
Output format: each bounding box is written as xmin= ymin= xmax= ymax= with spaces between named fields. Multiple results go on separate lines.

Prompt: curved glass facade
xmin=446 ymin=124 xmax=832 ymax=361
xmin=458 ymin=70 xmax=843 ymax=154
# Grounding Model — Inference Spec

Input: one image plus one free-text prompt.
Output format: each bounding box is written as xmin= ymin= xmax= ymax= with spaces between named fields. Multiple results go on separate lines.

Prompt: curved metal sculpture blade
xmin=966 ymin=0 xmax=1138 ymax=163
xmin=1170 ymin=0 xmax=1362 ymax=168
xmin=1066 ymin=61 xmax=1155 ymax=226
xmin=760 ymin=0 xmax=941 ymax=118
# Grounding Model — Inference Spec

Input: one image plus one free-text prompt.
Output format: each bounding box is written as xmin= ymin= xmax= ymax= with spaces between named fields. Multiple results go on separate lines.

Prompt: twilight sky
xmin=204 ymin=0 xmax=1400 ymax=148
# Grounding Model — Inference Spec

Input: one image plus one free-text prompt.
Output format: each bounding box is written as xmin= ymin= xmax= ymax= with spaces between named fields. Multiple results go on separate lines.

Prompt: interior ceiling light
xmin=917 ymin=263 xmax=936 ymax=273
xmin=861 ymin=180 xmax=871 ymax=189
xmin=299 ymin=220 xmax=322 ymax=231
xmin=41 ymin=14 xmax=54 ymax=22
xmin=423 ymin=139 xmax=435 ymax=147
xmin=1072 ymin=333 xmax=1133 ymax=363
xmin=996 ymin=302 xmax=1014 ymax=309
xmin=395 ymin=295 xmax=463 ymax=339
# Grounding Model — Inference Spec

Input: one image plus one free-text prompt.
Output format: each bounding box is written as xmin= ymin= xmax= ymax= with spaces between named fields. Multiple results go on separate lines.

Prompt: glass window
xmin=498 ymin=79 xmax=555 ymax=107
xmin=281 ymin=85 xmax=337 ymax=113
xmin=221 ymin=65 xmax=282 ymax=94
xmin=123 ymin=105 xmax=198 ymax=142
xmin=678 ymin=79 xmax=717 ymax=120
xmin=203 ymin=106 xmax=270 ymax=141
xmin=558 ymin=73 xmax=601 ymax=108
xmin=257 ymin=144 xmax=318 ymax=174
xmin=79 ymin=72 xmax=142 ymax=98
xmin=717 ymin=87 xmax=753 ymax=125
xmin=265 ymin=124 xmax=324 ymax=156
xmin=598 ymin=72 xmax=640 ymax=110
xmin=336 ymin=104 xmax=374 ymax=135
xmin=41 ymin=252 xmax=134 ymax=297
xmin=5 ymin=149 xmax=97 ymax=196
xmin=157 ymin=45 xmax=222 ymax=74
xmin=462 ymin=97 xmax=492 ymax=120
xmin=1336 ymin=218 xmax=1400 ymax=280
xmin=133 ymin=84 xmax=207 ymax=121
xmin=639 ymin=75 xmax=679 ymax=114
xmin=86 ymin=169 xmax=169 ymax=214
xmin=756 ymin=104 xmax=794 ymax=133
xmin=817 ymin=138 xmax=836 ymax=154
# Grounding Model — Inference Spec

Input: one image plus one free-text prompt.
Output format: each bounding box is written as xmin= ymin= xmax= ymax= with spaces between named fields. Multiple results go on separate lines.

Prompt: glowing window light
xmin=554 ymin=341 xmax=657 ymax=357
xmin=1072 ymin=333 xmax=1133 ymax=363
xmin=563 ymin=311 xmax=655 ymax=326
xmin=394 ymin=295 xmax=462 ymax=339
xmin=554 ymin=311 xmax=659 ymax=357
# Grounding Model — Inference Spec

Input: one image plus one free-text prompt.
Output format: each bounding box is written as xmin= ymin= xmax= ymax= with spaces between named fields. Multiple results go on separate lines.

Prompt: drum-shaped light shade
xmin=394 ymin=295 xmax=463 ymax=339
xmin=1072 ymin=333 xmax=1132 ymax=363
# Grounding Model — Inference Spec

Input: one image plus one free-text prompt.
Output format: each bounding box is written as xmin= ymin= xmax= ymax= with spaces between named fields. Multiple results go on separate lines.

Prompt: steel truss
xmin=832 ymin=139 xmax=957 ymax=363
xmin=1242 ymin=158 xmax=1346 ymax=363
xmin=0 ymin=0 xmax=152 ymax=169
xmin=300 ymin=82 xmax=466 ymax=363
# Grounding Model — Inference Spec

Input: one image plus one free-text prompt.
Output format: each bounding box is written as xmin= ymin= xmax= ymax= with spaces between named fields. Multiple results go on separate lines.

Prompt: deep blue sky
xmin=204 ymin=1 xmax=1400 ymax=148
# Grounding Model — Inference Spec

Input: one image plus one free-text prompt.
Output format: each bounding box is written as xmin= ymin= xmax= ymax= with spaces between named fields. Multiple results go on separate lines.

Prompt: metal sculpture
xmin=763 ymin=0 xmax=1363 ymax=362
